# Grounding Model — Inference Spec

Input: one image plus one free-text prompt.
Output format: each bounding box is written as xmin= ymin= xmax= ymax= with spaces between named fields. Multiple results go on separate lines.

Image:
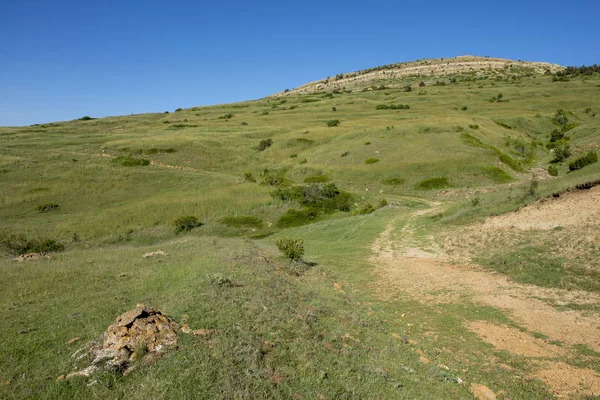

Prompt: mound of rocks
xmin=62 ymin=304 xmax=178 ymax=380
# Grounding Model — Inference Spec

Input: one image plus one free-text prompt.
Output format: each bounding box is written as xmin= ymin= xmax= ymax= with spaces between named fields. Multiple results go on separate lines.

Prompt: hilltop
xmin=0 ymin=57 xmax=599 ymax=399
xmin=272 ymin=55 xmax=564 ymax=96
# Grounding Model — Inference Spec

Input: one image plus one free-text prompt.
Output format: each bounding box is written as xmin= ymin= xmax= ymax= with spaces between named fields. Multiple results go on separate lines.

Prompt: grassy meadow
xmin=1 ymin=60 xmax=599 ymax=398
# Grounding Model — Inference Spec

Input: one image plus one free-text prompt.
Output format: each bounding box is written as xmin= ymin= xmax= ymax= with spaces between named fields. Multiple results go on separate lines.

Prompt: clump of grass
xmin=326 ymin=119 xmax=340 ymax=127
xmin=173 ymin=216 xmax=203 ymax=234
xmin=415 ymin=177 xmax=449 ymax=190
xmin=352 ymin=203 xmax=377 ymax=215
xmin=341 ymin=151 xmax=350 ymax=157
xmin=244 ymin=172 xmax=256 ymax=182
xmin=375 ymin=104 xmax=410 ymax=110
xmin=303 ymin=174 xmax=329 ymax=183
xmin=548 ymin=165 xmax=558 ymax=176
xmin=220 ymin=216 xmax=263 ymax=229
xmin=218 ymin=113 xmax=234 ymax=119
xmin=257 ymin=139 xmax=273 ymax=152
xmin=365 ymin=158 xmax=379 ymax=164
xmin=382 ymin=177 xmax=404 ymax=186
xmin=37 ymin=203 xmax=60 ymax=213
xmin=275 ymin=237 xmax=305 ymax=261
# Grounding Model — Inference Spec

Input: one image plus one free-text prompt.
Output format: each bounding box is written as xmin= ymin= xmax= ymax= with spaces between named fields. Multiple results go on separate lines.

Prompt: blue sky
xmin=1 ymin=0 xmax=598 ymax=126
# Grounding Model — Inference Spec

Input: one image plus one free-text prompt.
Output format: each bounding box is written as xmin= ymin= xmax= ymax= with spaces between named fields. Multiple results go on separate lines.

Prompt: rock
xmin=470 ymin=383 xmax=497 ymax=400
xmin=142 ymin=251 xmax=166 ymax=258
xmin=180 ymin=324 xmax=191 ymax=334
xmin=193 ymin=328 xmax=216 ymax=337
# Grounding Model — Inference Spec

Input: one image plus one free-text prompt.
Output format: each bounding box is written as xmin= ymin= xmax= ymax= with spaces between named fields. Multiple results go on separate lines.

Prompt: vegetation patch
xmin=303 ymin=174 xmax=329 ymax=183
xmin=326 ymin=119 xmax=340 ymax=127
xmin=0 ymin=234 xmax=65 ymax=255
xmin=568 ymin=151 xmax=598 ymax=171
xmin=172 ymin=216 xmax=203 ymax=234
xmin=112 ymin=156 xmax=150 ymax=166
xmin=37 ymin=203 xmax=60 ymax=213
xmin=277 ymin=207 xmax=319 ymax=227
xmin=272 ymin=183 xmax=352 ymax=213
xmin=382 ymin=177 xmax=405 ymax=186
xmin=375 ymin=104 xmax=410 ymax=110
xmin=167 ymin=124 xmax=198 ymax=130
xmin=256 ymin=138 xmax=273 ymax=152
xmin=477 ymin=166 xmax=514 ymax=183
xmin=365 ymin=158 xmax=380 ymax=164
xmin=415 ymin=177 xmax=450 ymax=190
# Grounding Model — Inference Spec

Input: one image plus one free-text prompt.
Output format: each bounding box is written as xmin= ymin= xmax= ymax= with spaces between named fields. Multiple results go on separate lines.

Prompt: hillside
xmin=1 ymin=57 xmax=599 ymax=399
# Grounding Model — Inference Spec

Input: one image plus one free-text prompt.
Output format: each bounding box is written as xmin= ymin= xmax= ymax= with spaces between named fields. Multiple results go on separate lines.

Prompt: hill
xmin=1 ymin=57 xmax=599 ymax=399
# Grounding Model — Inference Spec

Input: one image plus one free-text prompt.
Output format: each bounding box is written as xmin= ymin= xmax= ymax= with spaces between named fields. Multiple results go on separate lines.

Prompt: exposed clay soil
xmin=371 ymin=188 xmax=600 ymax=398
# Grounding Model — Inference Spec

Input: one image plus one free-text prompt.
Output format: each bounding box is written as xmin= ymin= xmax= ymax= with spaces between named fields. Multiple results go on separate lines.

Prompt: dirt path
xmin=371 ymin=194 xmax=600 ymax=398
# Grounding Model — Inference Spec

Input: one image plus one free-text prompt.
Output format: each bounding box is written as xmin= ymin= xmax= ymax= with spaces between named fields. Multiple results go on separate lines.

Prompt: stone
xmin=142 ymin=251 xmax=166 ymax=258
xmin=470 ymin=383 xmax=497 ymax=400
xmin=192 ymin=329 xmax=216 ymax=337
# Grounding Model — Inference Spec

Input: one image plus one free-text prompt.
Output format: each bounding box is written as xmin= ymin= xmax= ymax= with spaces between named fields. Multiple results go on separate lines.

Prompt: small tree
xmin=275 ymin=237 xmax=305 ymax=261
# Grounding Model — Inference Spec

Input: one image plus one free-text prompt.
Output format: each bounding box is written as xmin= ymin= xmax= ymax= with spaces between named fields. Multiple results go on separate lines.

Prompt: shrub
xmin=461 ymin=106 xmax=468 ymax=111
xmin=241 ymin=122 xmax=248 ymax=125
xmin=415 ymin=177 xmax=449 ymax=190
xmin=365 ymin=158 xmax=379 ymax=164
xmin=551 ymin=142 xmax=571 ymax=163
xmin=378 ymin=198 xmax=389 ymax=208
xmin=0 ymin=234 xmax=65 ymax=255
xmin=404 ymin=85 xmax=412 ymax=92
xmin=175 ymin=108 xmax=183 ymax=112
xmin=326 ymin=119 xmax=340 ymax=127
xmin=332 ymin=107 xmax=337 ymax=112
xmin=419 ymin=81 xmax=426 ymax=87
xmin=382 ymin=177 xmax=404 ymax=186
xmin=548 ymin=165 xmax=558 ymax=176
xmin=257 ymin=138 xmax=273 ymax=152
xmin=78 ymin=116 xmax=93 ymax=121
xmin=218 ymin=113 xmax=234 ymax=119
xmin=172 ymin=216 xmax=203 ymax=234
xmin=468 ymin=124 xmax=479 ymax=130
xmin=304 ymin=174 xmax=329 ymax=183
xmin=275 ymin=237 xmax=305 ymax=261
xmin=569 ymin=151 xmax=598 ymax=171
xmin=220 ymin=216 xmax=263 ymax=229
xmin=341 ymin=151 xmax=350 ymax=157
xmin=272 ymin=183 xmax=352 ymax=213
xmin=37 ymin=203 xmax=59 ymax=212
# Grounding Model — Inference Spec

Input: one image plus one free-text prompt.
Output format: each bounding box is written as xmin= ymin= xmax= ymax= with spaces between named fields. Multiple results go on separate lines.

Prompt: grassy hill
xmin=1 ymin=56 xmax=599 ymax=399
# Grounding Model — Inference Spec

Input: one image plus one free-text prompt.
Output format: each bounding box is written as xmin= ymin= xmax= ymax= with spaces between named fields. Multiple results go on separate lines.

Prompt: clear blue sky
xmin=1 ymin=0 xmax=598 ymax=126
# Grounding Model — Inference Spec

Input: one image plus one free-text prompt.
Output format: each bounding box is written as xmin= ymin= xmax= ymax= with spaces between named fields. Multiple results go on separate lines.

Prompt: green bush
xmin=548 ymin=165 xmax=558 ymax=176
xmin=304 ymin=174 xmax=329 ymax=183
xmin=569 ymin=151 xmax=598 ymax=171
xmin=0 ymin=234 xmax=65 ymax=255
xmin=326 ymin=119 xmax=340 ymax=127
xmin=257 ymin=139 xmax=273 ymax=151
xmin=78 ymin=116 xmax=93 ymax=121
xmin=218 ymin=113 xmax=234 ymax=119
xmin=365 ymin=158 xmax=380 ymax=164
xmin=378 ymin=198 xmax=389 ymax=208
xmin=220 ymin=216 xmax=263 ymax=229
xmin=415 ymin=177 xmax=449 ymax=190
xmin=271 ymin=183 xmax=352 ymax=213
xmin=419 ymin=81 xmax=426 ymax=87
xmin=551 ymin=142 xmax=571 ymax=163
xmin=37 ymin=203 xmax=59 ymax=212
xmin=172 ymin=216 xmax=203 ymax=234
xmin=461 ymin=106 xmax=468 ymax=111
xmin=468 ymin=124 xmax=479 ymax=130
xmin=341 ymin=151 xmax=350 ymax=157
xmin=275 ymin=237 xmax=305 ymax=261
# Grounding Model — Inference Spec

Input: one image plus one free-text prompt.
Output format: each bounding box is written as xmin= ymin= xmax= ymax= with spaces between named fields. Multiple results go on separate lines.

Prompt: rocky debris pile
xmin=12 ymin=253 xmax=51 ymax=262
xmin=61 ymin=304 xmax=179 ymax=380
